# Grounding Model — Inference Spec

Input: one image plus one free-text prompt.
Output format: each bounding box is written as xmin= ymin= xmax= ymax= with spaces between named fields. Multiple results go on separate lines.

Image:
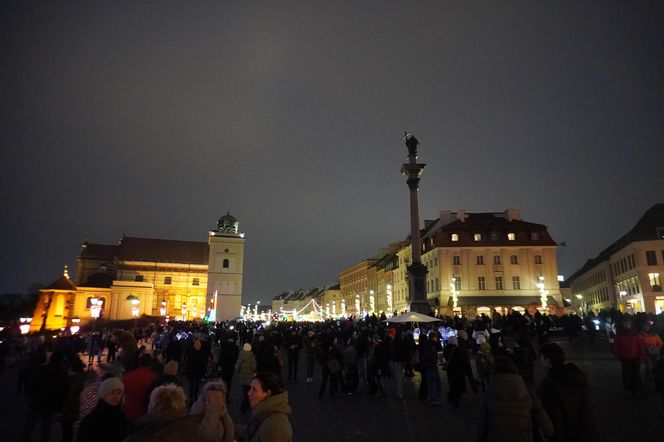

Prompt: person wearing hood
xmin=126 ymin=382 xmax=234 ymax=442
xmin=77 ymin=376 xmax=127 ymax=442
xmin=538 ymin=343 xmax=598 ymax=442
xmin=242 ymin=371 xmax=292 ymax=442
xmin=236 ymin=343 xmax=258 ymax=413
xmin=478 ymin=357 xmax=552 ymax=442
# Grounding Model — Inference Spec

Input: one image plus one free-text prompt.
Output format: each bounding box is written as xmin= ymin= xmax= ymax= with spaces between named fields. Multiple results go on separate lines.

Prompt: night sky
xmin=2 ymin=2 xmax=663 ymax=304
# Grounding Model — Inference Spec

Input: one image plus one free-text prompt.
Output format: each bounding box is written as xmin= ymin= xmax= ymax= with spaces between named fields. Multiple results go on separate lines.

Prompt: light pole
xmin=127 ymin=295 xmax=140 ymax=328
xmin=160 ymin=299 xmax=167 ymax=318
xmin=90 ymin=298 xmax=102 ymax=332
xmin=70 ymin=316 xmax=80 ymax=335
xmin=400 ymin=132 xmax=429 ymax=314
xmin=369 ymin=289 xmax=375 ymax=315
xmin=19 ymin=317 xmax=32 ymax=335
xmin=386 ymin=284 xmax=393 ymax=315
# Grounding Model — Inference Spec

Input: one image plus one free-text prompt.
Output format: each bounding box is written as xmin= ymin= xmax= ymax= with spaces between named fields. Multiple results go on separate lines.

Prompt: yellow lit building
xmin=568 ymin=203 xmax=664 ymax=314
xmin=31 ymin=213 xmax=246 ymax=330
xmin=340 ymin=209 xmax=563 ymax=318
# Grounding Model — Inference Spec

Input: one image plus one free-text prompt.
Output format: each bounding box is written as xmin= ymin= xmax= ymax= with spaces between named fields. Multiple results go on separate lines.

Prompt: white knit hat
xmin=243 ymin=343 xmax=252 ymax=351
xmin=98 ymin=377 xmax=124 ymax=399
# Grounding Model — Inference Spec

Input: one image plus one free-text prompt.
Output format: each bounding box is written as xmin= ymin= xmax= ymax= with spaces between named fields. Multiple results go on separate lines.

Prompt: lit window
xmin=507 ymin=233 xmax=516 ymax=241
xmin=451 ymin=233 xmax=459 ymax=242
xmin=649 ymin=273 xmax=661 ymax=292
xmin=454 ymin=277 xmax=462 ymax=291
xmin=474 ymin=233 xmax=481 ymax=241
xmin=192 ymin=278 xmax=200 ymax=286
xmin=164 ymin=276 xmax=172 ymax=285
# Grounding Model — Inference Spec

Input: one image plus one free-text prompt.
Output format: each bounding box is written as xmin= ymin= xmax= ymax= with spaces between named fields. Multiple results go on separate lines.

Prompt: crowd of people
xmin=2 ymin=306 xmax=663 ymax=441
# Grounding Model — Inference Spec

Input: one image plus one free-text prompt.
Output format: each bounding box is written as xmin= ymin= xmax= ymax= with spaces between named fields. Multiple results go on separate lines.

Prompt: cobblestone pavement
xmin=2 ymin=335 xmax=662 ymax=442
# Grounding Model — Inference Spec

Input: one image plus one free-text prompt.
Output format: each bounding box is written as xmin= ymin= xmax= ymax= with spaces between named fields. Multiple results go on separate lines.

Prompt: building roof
xmin=80 ymin=242 xmax=118 ymax=259
xmin=422 ymin=211 xmax=557 ymax=248
xmin=567 ymin=203 xmax=664 ymax=283
xmin=117 ymin=236 xmax=209 ymax=264
xmin=43 ymin=274 xmax=77 ymax=291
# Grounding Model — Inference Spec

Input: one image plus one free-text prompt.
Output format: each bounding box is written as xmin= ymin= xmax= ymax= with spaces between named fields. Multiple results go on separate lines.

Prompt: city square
xmin=2 ymin=1 xmax=664 ymax=442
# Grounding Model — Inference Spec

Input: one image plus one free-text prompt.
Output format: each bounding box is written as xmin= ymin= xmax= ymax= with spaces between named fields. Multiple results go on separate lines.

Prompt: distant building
xmin=339 ymin=209 xmax=563 ymax=317
xmin=271 ymin=284 xmax=339 ymax=320
xmin=567 ymin=203 xmax=664 ymax=314
xmin=31 ymin=213 xmax=245 ymax=330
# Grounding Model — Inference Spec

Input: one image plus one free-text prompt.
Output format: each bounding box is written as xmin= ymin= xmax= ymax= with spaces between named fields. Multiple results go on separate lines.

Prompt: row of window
xmin=452 ymin=254 xmax=542 ymax=266
xmin=133 ymin=275 xmax=200 ymax=286
xmin=613 ymin=254 xmax=635 ymax=276
xmin=577 ymin=269 xmax=607 ymax=292
xmin=450 ymin=232 xmax=541 ymax=242
xmin=449 ymin=275 xmax=521 ymax=291
xmin=587 ymin=287 xmax=610 ymax=306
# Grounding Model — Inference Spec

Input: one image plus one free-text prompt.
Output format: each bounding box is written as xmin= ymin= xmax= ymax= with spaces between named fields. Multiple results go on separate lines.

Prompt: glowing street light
xmin=127 ymin=295 xmax=140 ymax=327
xmin=341 ymin=299 xmax=346 ymax=318
xmin=19 ymin=317 xmax=32 ymax=335
xmin=70 ymin=316 xmax=80 ymax=334
xmin=386 ymin=284 xmax=393 ymax=314
xmin=182 ymin=302 xmax=187 ymax=321
xmin=332 ymin=301 xmax=337 ymax=318
xmin=450 ymin=278 xmax=458 ymax=312
xmin=369 ymin=290 xmax=375 ymax=315
xmin=355 ymin=294 xmax=360 ymax=316
xmin=538 ymin=276 xmax=548 ymax=310
xmin=90 ymin=298 xmax=102 ymax=332
xmin=160 ymin=299 xmax=167 ymax=317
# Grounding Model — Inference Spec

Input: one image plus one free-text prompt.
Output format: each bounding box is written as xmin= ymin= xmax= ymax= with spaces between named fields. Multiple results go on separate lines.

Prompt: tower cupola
xmin=217 ymin=212 xmax=239 ymax=234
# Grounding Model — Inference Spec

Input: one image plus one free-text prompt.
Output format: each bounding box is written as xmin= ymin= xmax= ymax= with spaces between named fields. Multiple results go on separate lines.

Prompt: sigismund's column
xmin=401 ymin=132 xmax=430 ymax=314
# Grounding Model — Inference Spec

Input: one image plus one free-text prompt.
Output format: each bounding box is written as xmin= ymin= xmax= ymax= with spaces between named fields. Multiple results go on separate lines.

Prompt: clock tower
xmin=207 ymin=212 xmax=245 ymax=321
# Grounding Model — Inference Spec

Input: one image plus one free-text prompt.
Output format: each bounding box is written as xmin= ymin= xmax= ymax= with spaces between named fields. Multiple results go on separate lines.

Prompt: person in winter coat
xmin=420 ymin=331 xmax=442 ymax=404
xmin=612 ymin=318 xmax=642 ymax=393
xmin=302 ymin=330 xmax=319 ymax=383
xmin=77 ymin=376 xmax=127 ymax=442
xmin=285 ymin=329 xmax=302 ymax=382
xmin=477 ymin=357 xmax=553 ymax=442
xmin=236 ymin=343 xmax=258 ymax=413
xmin=20 ymin=350 xmax=69 ymax=442
xmin=219 ymin=336 xmax=240 ymax=397
xmin=186 ymin=338 xmax=210 ymax=402
xmin=126 ymin=382 xmax=234 ymax=442
xmin=243 ymin=371 xmax=293 ymax=442
xmin=538 ymin=343 xmax=598 ymax=442
xmin=444 ymin=337 xmax=466 ymax=408
xmin=123 ymin=354 xmax=158 ymax=423
xmin=60 ymin=356 xmax=87 ymax=442
xmin=639 ymin=320 xmax=663 ymax=384
xmin=655 ymin=346 xmax=664 ymax=410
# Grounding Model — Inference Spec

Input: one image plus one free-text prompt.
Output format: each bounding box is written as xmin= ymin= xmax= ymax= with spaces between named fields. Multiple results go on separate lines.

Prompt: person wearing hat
xmin=235 ymin=342 xmax=257 ymax=413
xmin=77 ymin=376 xmax=127 ymax=442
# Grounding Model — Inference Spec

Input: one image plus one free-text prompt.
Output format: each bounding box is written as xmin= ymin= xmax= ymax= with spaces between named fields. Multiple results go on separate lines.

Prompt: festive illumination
xmin=369 ymin=290 xmax=375 ymax=314
xmin=537 ymin=276 xmax=548 ymax=310
xmin=19 ymin=317 xmax=32 ymax=335
xmin=341 ymin=299 xmax=346 ymax=317
xmin=208 ymin=291 xmax=217 ymax=323
xmin=386 ymin=284 xmax=393 ymax=313
xmin=332 ymin=301 xmax=336 ymax=317
xmin=70 ymin=317 xmax=80 ymax=335
xmin=160 ymin=299 xmax=167 ymax=317
xmin=355 ymin=295 xmax=360 ymax=315
xmin=450 ymin=279 xmax=459 ymax=312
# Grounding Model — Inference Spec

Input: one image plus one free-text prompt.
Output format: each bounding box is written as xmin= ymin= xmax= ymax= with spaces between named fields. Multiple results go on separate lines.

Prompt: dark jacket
xmin=27 ymin=359 xmax=69 ymax=412
xmin=62 ymin=370 xmax=87 ymax=422
xmin=538 ymin=363 xmax=598 ymax=442
xmin=77 ymin=400 xmax=127 ymax=442
xmin=478 ymin=373 xmax=553 ymax=442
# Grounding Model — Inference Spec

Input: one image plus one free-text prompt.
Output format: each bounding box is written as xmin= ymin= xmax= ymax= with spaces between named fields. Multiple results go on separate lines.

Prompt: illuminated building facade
xmin=31 ymin=213 xmax=245 ymax=330
xmin=568 ymin=203 xmax=664 ymax=314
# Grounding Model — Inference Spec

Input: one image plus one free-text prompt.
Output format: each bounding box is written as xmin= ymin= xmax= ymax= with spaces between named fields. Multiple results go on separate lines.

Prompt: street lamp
xmin=369 ymin=290 xmax=375 ymax=315
xmin=255 ymin=301 xmax=260 ymax=320
xmin=537 ymin=276 xmax=548 ymax=311
xmin=90 ymin=298 xmax=102 ymax=332
xmin=127 ymin=295 xmax=140 ymax=328
xmin=182 ymin=302 xmax=187 ymax=321
xmin=386 ymin=284 xmax=393 ymax=314
xmin=19 ymin=317 xmax=32 ymax=335
xmin=355 ymin=295 xmax=360 ymax=317
xmin=70 ymin=316 xmax=80 ymax=334
xmin=160 ymin=299 xmax=167 ymax=317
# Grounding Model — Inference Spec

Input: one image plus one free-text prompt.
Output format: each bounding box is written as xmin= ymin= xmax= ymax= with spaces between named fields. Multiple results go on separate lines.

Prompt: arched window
xmin=223 ymin=259 xmax=230 ymax=269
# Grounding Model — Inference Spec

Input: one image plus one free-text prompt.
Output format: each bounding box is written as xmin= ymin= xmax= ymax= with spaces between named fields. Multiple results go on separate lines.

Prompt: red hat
xmin=388 ymin=328 xmax=397 ymax=337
